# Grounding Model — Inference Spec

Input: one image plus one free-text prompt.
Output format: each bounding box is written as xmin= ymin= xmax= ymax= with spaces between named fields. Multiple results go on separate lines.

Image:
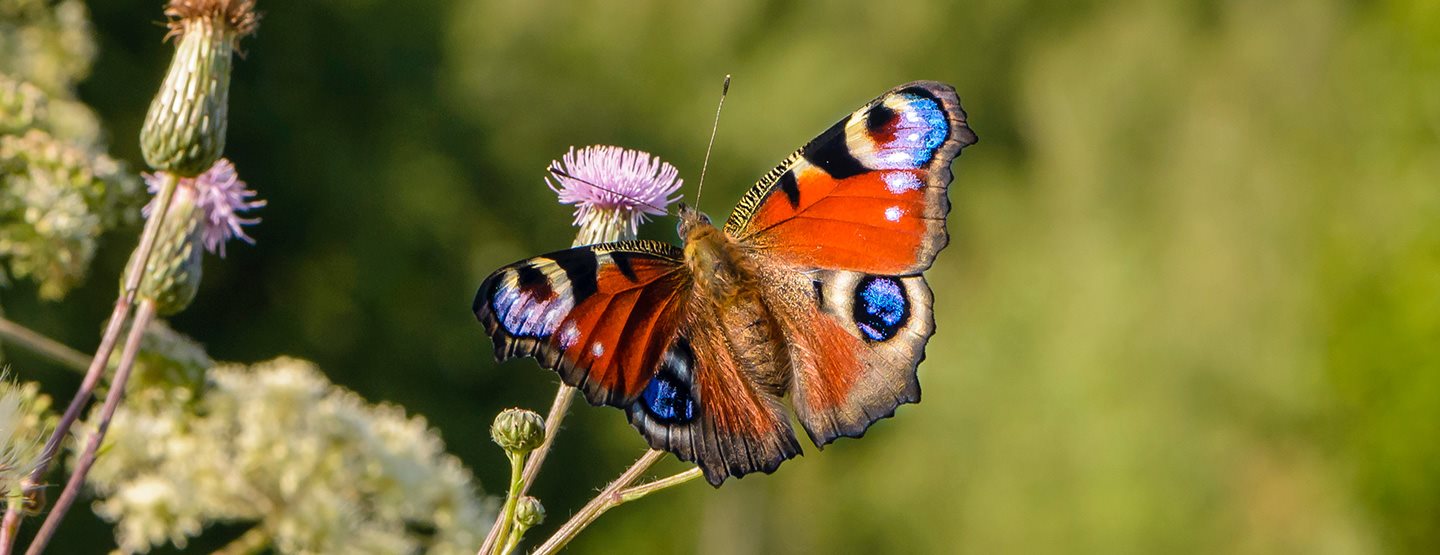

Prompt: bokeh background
xmin=4 ymin=0 xmax=1440 ymax=552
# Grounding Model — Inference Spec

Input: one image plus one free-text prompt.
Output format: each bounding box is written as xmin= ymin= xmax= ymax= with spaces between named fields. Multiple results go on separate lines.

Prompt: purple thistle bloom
xmin=144 ymin=158 xmax=264 ymax=257
xmin=546 ymin=146 xmax=683 ymax=238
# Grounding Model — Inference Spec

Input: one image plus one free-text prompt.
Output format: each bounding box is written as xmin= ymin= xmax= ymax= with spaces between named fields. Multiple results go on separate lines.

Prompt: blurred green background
xmin=5 ymin=0 xmax=1440 ymax=552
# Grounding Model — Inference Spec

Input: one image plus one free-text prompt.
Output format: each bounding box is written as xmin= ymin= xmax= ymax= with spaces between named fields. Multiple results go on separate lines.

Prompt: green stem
xmin=0 ymin=317 xmax=90 ymax=374
xmin=531 ymin=449 xmax=681 ymax=555
xmin=486 ymin=452 xmax=527 ymax=555
xmin=499 ymin=521 xmax=526 ymax=555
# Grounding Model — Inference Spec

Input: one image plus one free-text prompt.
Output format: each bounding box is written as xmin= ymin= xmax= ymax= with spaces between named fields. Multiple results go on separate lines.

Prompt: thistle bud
xmin=514 ymin=496 xmax=545 ymax=529
xmin=139 ymin=0 xmax=258 ymax=175
xmin=122 ymin=181 xmax=204 ymax=315
xmin=490 ymin=408 xmax=545 ymax=455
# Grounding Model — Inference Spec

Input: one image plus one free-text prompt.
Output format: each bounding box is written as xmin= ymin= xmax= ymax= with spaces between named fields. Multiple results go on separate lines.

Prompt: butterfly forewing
xmin=726 ymin=81 xmax=976 ymax=274
xmin=474 ymin=241 xmax=691 ymax=406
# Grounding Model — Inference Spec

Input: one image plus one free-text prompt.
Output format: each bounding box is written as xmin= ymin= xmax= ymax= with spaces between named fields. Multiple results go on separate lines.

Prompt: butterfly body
xmin=476 ymin=81 xmax=976 ymax=485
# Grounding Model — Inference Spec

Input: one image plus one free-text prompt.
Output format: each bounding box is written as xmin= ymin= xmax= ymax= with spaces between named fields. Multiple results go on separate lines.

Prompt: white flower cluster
xmin=1 ymin=0 xmax=141 ymax=300
xmin=0 ymin=376 xmax=53 ymax=511
xmin=83 ymin=357 xmax=491 ymax=554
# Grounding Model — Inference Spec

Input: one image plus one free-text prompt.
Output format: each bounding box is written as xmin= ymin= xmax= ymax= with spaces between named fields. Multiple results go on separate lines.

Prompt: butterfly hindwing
xmin=474 ymin=241 xmax=691 ymax=406
xmin=626 ymin=297 xmax=802 ymax=486
xmin=725 ymin=81 xmax=976 ymax=275
xmin=756 ymin=264 xmax=934 ymax=446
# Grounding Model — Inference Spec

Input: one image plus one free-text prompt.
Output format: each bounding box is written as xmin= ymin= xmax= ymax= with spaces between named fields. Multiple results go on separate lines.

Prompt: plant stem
xmin=211 ymin=525 xmax=270 ymax=555
xmin=0 ymin=174 xmax=177 ymax=555
xmin=531 ymin=449 xmax=671 ymax=555
xmin=618 ymin=467 xmax=703 ymax=503
xmin=25 ymin=299 xmax=158 ymax=555
xmin=520 ymin=385 xmax=575 ymax=493
xmin=484 ymin=452 xmax=528 ymax=555
xmin=499 ymin=522 xmax=525 ymax=555
xmin=0 ymin=317 xmax=90 ymax=374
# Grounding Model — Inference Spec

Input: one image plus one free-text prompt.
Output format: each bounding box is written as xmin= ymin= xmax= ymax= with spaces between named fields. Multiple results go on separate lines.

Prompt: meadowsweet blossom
xmin=85 ymin=357 xmax=490 ymax=554
xmin=546 ymin=145 xmax=683 ymax=244
xmin=143 ymin=159 xmax=263 ymax=257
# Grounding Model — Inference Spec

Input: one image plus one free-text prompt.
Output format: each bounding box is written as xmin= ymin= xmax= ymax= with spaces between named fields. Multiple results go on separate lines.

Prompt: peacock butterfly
xmin=474 ymin=81 xmax=977 ymax=485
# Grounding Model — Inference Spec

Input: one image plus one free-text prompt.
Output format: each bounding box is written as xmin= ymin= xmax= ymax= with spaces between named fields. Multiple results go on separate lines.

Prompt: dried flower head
xmin=163 ymin=0 xmax=260 ymax=42
xmin=546 ymin=146 xmax=683 ymax=244
xmin=143 ymin=159 xmax=263 ymax=257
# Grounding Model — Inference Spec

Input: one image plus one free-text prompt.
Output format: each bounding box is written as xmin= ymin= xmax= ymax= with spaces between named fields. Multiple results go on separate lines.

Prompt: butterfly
xmin=474 ymin=81 xmax=977 ymax=486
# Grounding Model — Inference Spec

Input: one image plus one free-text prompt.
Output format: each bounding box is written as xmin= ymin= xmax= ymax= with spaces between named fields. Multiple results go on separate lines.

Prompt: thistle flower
xmin=142 ymin=159 xmax=264 ymax=257
xmin=122 ymin=159 xmax=261 ymax=314
xmin=139 ymin=0 xmax=259 ymax=175
xmin=546 ymin=145 xmax=683 ymax=245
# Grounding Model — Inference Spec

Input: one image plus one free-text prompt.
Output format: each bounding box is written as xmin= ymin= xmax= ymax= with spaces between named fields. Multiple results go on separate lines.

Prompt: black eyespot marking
xmin=544 ymin=247 xmax=598 ymax=302
xmin=867 ymin=104 xmax=897 ymax=134
xmin=803 ymin=118 xmax=869 ymax=179
xmin=639 ymin=338 xmax=698 ymax=424
xmin=778 ymin=171 xmax=801 ymax=208
xmin=812 ymin=278 xmax=825 ymax=303
xmin=852 ymin=275 xmax=908 ymax=342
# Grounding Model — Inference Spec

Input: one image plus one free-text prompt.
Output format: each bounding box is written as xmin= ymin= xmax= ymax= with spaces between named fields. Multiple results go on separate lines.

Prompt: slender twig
xmin=0 ymin=174 xmax=176 ymax=555
xmin=211 ymin=525 xmax=270 ymax=555
xmin=531 ymin=449 xmax=669 ymax=555
xmin=0 ymin=317 xmax=90 ymax=374
xmin=26 ymin=299 xmax=158 ymax=555
xmin=617 ymin=467 xmax=702 ymax=503
xmin=520 ymin=385 xmax=575 ymax=492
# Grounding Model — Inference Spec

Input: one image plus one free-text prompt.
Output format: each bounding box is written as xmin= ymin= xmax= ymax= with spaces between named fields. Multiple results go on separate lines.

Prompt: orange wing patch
xmin=475 ymin=241 xmax=690 ymax=406
xmin=742 ymin=165 xmax=938 ymax=274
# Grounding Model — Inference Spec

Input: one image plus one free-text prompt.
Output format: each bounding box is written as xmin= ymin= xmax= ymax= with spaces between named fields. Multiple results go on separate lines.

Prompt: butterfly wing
xmin=728 ymin=81 xmax=974 ymax=446
xmin=476 ymin=240 xmax=801 ymax=485
xmin=725 ymin=81 xmax=976 ymax=275
xmin=474 ymin=241 xmax=691 ymax=406
xmin=625 ymin=298 xmax=802 ymax=486
xmin=758 ymin=265 xmax=935 ymax=446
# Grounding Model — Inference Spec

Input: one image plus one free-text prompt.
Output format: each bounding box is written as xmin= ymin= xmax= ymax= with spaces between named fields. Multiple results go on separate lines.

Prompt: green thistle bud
xmin=514 ymin=496 xmax=545 ymax=529
xmin=139 ymin=0 xmax=258 ymax=175
xmin=121 ymin=182 xmax=204 ymax=315
xmin=490 ymin=408 xmax=545 ymax=455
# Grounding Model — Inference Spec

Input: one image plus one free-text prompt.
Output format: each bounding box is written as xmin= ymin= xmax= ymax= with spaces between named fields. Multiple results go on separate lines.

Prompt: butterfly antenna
xmin=548 ymin=167 xmax=668 ymax=214
xmin=695 ymin=74 xmax=730 ymax=211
